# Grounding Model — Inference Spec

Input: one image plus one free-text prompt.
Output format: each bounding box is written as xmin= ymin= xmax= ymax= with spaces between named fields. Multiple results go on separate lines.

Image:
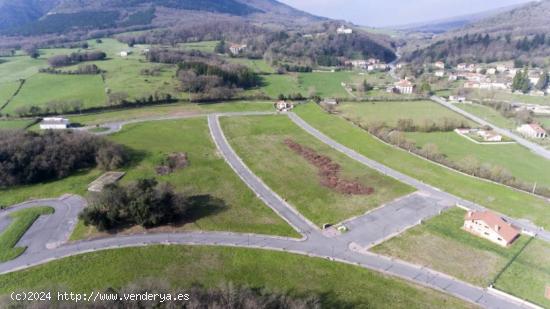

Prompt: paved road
xmin=336 ymin=192 xmax=454 ymax=248
xmin=431 ymin=95 xmax=550 ymax=161
xmin=0 ymin=195 xmax=86 ymax=254
xmin=287 ymin=112 xmax=550 ymax=243
xmin=80 ymin=111 xmax=277 ymax=136
xmin=0 ymin=112 xmax=537 ymax=308
xmin=208 ymin=113 xmax=318 ymax=236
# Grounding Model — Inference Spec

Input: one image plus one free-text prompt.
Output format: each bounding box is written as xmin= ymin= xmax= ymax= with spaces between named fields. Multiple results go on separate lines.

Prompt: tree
xmin=459 ymin=155 xmax=480 ymax=176
xmin=215 ymin=39 xmax=226 ymax=54
xmin=536 ymin=70 xmax=549 ymax=91
xmin=421 ymin=143 xmax=440 ymax=160
xmin=419 ymin=81 xmax=432 ymax=95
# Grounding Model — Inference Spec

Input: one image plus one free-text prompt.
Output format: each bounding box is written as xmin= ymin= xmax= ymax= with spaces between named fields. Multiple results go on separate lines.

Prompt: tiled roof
xmin=465 ymin=211 xmax=520 ymax=243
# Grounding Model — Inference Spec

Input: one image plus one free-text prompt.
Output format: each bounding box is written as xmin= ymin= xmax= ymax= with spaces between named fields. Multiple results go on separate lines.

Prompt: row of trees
xmin=80 ymin=178 xmax=192 ymax=231
xmin=39 ymin=64 xmax=103 ymax=75
xmin=0 ymin=130 xmax=128 ymax=187
xmin=48 ymin=51 xmax=106 ymax=67
xmin=359 ymin=120 xmax=550 ymax=198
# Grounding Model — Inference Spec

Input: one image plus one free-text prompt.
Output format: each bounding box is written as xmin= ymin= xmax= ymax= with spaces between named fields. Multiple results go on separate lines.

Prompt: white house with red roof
xmin=394 ymin=79 xmax=414 ymax=94
xmin=517 ymin=123 xmax=547 ymax=139
xmin=463 ymin=211 xmax=520 ymax=247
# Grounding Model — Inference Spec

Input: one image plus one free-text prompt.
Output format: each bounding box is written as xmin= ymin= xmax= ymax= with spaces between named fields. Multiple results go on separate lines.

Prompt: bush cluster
xmin=0 ymin=130 xmax=128 ymax=187
xmin=80 ymin=178 xmax=191 ymax=230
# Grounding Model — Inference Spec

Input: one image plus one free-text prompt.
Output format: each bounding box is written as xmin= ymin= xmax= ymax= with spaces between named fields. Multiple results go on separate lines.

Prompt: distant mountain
xmin=403 ymin=0 xmax=550 ymax=66
xmin=0 ymin=0 xmax=322 ymax=36
xmin=393 ymin=4 xmax=525 ymax=34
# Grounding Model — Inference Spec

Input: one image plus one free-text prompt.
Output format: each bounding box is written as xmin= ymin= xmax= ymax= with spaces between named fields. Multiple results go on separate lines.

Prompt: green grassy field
xmin=221 ymin=115 xmax=414 ymax=226
xmin=0 ymin=207 xmax=54 ymax=262
xmin=494 ymin=239 xmax=550 ymax=307
xmin=68 ymin=101 xmax=274 ymax=126
xmin=71 ymin=117 xmax=298 ymax=239
xmin=179 ymin=41 xmax=218 ymax=53
xmin=0 ymin=246 xmax=473 ymax=309
xmin=0 ymin=119 xmax=35 ymax=129
xmin=0 ymin=56 xmax=46 ymax=84
xmin=0 ymin=169 xmax=101 ymax=208
xmin=248 ymin=73 xmax=301 ymax=98
xmin=5 ymin=73 xmax=107 ymax=114
xmin=294 ymin=103 xmax=550 ymax=229
xmin=336 ymin=101 xmax=476 ymax=128
xmin=298 ymin=71 xmax=358 ymax=99
xmin=373 ymin=208 xmax=530 ymax=287
xmin=469 ymin=89 xmax=550 ymax=105
xmin=0 ymin=81 xmax=20 ymax=108
xmin=226 ymin=58 xmax=275 ymax=74
xmin=405 ymin=131 xmax=550 ymax=186
xmin=455 ymin=103 xmax=517 ymax=129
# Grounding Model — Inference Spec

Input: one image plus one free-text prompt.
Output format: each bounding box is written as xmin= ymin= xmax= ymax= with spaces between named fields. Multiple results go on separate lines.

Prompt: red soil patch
xmin=284 ymin=139 xmax=374 ymax=195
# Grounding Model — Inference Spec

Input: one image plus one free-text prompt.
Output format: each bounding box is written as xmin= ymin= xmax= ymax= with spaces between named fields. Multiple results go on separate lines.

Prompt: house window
xmin=484 ymin=232 xmax=489 ymax=236
xmin=497 ymin=238 xmax=502 ymax=241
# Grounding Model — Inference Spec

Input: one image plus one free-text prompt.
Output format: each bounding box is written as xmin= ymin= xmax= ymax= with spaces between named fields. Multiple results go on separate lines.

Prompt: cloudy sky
xmin=279 ymin=0 xmax=534 ymax=27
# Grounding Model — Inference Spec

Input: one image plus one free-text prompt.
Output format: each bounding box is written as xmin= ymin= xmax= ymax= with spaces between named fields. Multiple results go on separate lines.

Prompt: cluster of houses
xmin=463 ymin=210 xmax=520 ymax=247
xmin=345 ymin=58 xmax=389 ymax=72
xmin=431 ymin=61 xmax=550 ymax=95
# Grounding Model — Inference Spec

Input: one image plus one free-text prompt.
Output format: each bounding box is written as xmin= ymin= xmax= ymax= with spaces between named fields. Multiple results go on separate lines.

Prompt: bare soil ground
xmin=284 ymin=139 xmax=374 ymax=195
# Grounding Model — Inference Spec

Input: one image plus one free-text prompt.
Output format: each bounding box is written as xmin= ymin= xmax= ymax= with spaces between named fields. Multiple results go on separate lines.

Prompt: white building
xmin=337 ymin=25 xmax=353 ymax=34
xmin=477 ymin=130 xmax=503 ymax=142
xmin=274 ymin=100 xmax=294 ymax=112
xmin=449 ymin=96 xmax=467 ymax=103
xmin=120 ymin=51 xmax=131 ymax=57
xmin=394 ymin=79 xmax=414 ymax=94
xmin=517 ymin=123 xmax=547 ymax=139
xmin=434 ymin=61 xmax=445 ymax=69
xmin=229 ymin=44 xmax=247 ymax=55
xmin=434 ymin=70 xmax=445 ymax=77
xmin=486 ymin=68 xmax=497 ymax=75
xmin=463 ymin=211 xmax=520 ymax=247
xmin=40 ymin=117 xmax=70 ymax=130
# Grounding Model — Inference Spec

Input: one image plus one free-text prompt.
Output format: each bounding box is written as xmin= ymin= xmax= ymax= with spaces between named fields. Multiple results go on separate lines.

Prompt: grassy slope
xmin=406 ymin=131 xmax=550 ymax=186
xmin=0 ymin=103 xmax=274 ymax=207
xmin=71 ymin=118 xmax=298 ymax=239
xmin=455 ymin=103 xmax=517 ymax=129
xmin=336 ymin=101 xmax=476 ymax=128
xmin=68 ymin=101 xmax=274 ymax=126
xmin=0 ymin=81 xmax=20 ymax=107
xmin=221 ymin=115 xmax=414 ymax=226
xmin=495 ymin=239 xmax=550 ymax=307
xmin=0 ymin=119 xmax=34 ymax=129
xmin=0 ymin=56 xmax=45 ymax=84
xmin=372 ymin=208 xmax=530 ymax=286
xmin=294 ymin=103 xmax=550 ymax=229
xmin=298 ymin=71 xmax=357 ymax=98
xmin=5 ymin=74 xmax=107 ymax=114
xmin=0 ymin=207 xmax=54 ymax=262
xmin=0 ymin=246 xmax=473 ymax=309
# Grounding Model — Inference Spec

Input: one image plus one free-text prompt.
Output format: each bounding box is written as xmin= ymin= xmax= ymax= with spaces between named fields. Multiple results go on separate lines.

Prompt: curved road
xmin=431 ymin=95 xmax=550 ymax=161
xmin=0 ymin=111 xmax=538 ymax=308
xmin=287 ymin=112 xmax=550 ymax=243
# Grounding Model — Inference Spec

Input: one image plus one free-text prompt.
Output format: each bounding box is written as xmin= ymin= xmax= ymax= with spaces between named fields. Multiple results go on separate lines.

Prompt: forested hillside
xmin=403 ymin=0 xmax=550 ymax=66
